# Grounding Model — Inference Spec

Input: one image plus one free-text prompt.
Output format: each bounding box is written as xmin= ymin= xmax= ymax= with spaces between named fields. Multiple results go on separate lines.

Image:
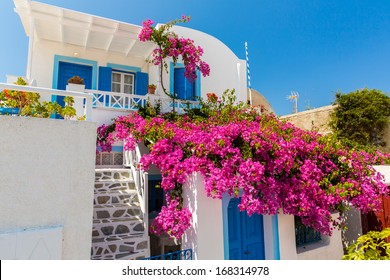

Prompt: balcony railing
xmin=0 ymin=83 xmax=201 ymax=119
xmin=88 ymin=90 xmax=148 ymax=111
xmin=149 ymin=94 xmax=200 ymax=114
xmin=87 ymin=90 xmax=200 ymax=114
xmin=143 ymin=249 xmax=193 ymax=260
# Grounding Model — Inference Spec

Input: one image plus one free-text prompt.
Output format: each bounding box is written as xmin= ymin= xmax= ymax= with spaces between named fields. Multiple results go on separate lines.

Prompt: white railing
xmin=149 ymin=94 xmax=200 ymax=114
xmin=124 ymin=144 xmax=149 ymax=236
xmin=0 ymin=83 xmax=93 ymax=120
xmin=0 ymin=83 xmax=201 ymax=119
xmin=87 ymin=90 xmax=149 ymax=111
xmin=86 ymin=89 xmax=200 ymax=114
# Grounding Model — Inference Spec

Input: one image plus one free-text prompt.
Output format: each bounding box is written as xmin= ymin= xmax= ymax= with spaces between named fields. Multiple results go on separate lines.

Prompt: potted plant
xmin=148 ymin=84 xmax=157 ymax=94
xmin=66 ymin=76 xmax=85 ymax=92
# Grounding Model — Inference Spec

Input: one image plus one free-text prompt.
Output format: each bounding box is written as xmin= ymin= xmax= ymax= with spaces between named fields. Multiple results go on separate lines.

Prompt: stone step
xmin=91 ymin=235 xmax=149 ymax=260
xmin=95 ymin=169 xmax=133 ymax=183
xmin=93 ymin=204 xmax=141 ymax=220
xmin=92 ymin=217 xmax=145 ymax=238
xmin=94 ymin=190 xmax=139 ymax=205
xmin=94 ymin=181 xmax=136 ymax=193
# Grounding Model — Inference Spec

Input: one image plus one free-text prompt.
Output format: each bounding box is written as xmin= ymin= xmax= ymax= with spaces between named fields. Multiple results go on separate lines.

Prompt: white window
xmin=112 ymin=71 xmax=134 ymax=94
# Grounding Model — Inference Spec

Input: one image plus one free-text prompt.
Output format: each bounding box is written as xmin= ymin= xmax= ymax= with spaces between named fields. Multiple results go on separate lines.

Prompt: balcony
xmin=0 ymin=83 xmax=93 ymax=120
xmin=0 ymin=83 xmax=200 ymax=120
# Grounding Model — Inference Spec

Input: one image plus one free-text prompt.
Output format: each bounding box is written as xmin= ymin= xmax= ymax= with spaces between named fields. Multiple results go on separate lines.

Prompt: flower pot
xmin=66 ymin=83 xmax=85 ymax=92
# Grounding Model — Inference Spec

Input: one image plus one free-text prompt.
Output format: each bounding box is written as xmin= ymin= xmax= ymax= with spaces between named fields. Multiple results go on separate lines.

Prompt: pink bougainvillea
xmin=138 ymin=16 xmax=210 ymax=98
xmin=150 ymin=197 xmax=192 ymax=239
xmin=96 ymin=93 xmax=389 ymax=239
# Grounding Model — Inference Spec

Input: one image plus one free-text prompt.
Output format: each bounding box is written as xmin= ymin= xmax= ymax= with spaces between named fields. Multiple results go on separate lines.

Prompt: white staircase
xmin=91 ymin=161 xmax=149 ymax=259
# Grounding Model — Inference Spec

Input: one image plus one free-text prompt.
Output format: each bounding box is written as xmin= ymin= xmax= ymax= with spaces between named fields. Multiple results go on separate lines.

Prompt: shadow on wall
xmin=182 ymin=173 xmax=198 ymax=259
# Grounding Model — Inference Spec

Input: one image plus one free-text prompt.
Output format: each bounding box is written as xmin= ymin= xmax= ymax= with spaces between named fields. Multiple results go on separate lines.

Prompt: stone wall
xmin=0 ymin=116 xmax=96 ymax=259
xmin=281 ymin=105 xmax=334 ymax=135
xmin=281 ymin=105 xmax=390 ymax=153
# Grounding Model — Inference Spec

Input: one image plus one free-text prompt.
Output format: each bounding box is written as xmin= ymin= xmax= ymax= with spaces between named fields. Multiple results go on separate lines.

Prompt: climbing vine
xmin=139 ymin=16 xmax=210 ymax=99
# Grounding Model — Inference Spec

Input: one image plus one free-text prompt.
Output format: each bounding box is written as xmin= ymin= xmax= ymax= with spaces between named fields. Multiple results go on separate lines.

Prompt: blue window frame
xmin=98 ymin=65 xmax=148 ymax=95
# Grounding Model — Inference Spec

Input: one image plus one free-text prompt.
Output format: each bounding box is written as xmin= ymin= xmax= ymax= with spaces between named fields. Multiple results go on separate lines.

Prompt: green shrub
xmin=343 ymin=228 xmax=390 ymax=260
xmin=0 ymin=77 xmax=77 ymax=119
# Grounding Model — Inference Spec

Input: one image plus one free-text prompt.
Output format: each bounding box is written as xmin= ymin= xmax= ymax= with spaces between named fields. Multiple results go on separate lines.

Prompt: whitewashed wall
xmin=0 ymin=116 xmax=96 ymax=259
xmin=29 ymin=39 xmax=149 ymax=92
xmin=278 ymin=212 xmax=344 ymax=260
xmin=170 ymin=26 xmax=247 ymax=103
xmin=182 ymin=173 xmax=225 ymax=260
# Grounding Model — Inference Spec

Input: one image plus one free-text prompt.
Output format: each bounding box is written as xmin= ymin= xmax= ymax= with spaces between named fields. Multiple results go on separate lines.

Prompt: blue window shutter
xmin=98 ymin=66 xmax=112 ymax=91
xmin=174 ymin=68 xmax=186 ymax=99
xmin=186 ymin=78 xmax=196 ymax=100
xmin=135 ymin=72 xmax=148 ymax=95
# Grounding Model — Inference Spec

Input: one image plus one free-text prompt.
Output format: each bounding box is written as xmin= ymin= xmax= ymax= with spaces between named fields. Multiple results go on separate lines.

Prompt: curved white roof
xmin=13 ymin=0 xmax=155 ymax=58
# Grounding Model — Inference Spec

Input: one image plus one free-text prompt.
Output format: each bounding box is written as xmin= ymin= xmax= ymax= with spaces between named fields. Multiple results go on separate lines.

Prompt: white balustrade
xmin=124 ymin=144 xmax=148 ymax=236
xmin=0 ymin=83 xmax=200 ymax=119
xmin=148 ymin=94 xmax=200 ymax=114
xmin=88 ymin=90 xmax=199 ymax=113
xmin=87 ymin=90 xmax=149 ymax=111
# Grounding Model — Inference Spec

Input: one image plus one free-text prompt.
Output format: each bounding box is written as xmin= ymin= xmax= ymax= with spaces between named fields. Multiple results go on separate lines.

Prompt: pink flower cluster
xmin=96 ymin=111 xmax=389 ymax=238
xmin=150 ymin=197 xmax=192 ymax=239
xmin=138 ymin=17 xmax=210 ymax=81
xmin=139 ymin=19 xmax=154 ymax=42
xmin=96 ymin=124 xmax=115 ymax=152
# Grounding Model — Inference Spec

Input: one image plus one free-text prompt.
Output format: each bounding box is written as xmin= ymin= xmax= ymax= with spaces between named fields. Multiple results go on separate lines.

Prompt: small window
xmin=112 ymin=71 xmax=134 ymax=94
xmin=295 ymin=216 xmax=321 ymax=246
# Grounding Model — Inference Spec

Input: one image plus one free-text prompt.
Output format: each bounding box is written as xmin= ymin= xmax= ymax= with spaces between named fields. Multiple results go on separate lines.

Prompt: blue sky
xmin=1 ymin=0 xmax=389 ymax=116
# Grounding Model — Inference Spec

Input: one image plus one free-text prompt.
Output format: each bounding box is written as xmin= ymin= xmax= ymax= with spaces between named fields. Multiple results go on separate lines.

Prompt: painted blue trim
xmin=96 ymin=146 xmax=123 ymax=152
xmin=272 ymin=215 xmax=281 ymax=260
xmin=221 ymin=193 xmax=231 ymax=260
xmin=148 ymin=174 xmax=162 ymax=180
xmin=111 ymin=146 xmax=123 ymax=152
xmin=196 ymin=70 xmax=201 ymax=99
xmin=107 ymin=63 xmax=141 ymax=73
xmin=53 ymin=55 xmax=98 ymax=90
xmin=169 ymin=62 xmax=177 ymax=95
xmin=0 ymin=107 xmax=20 ymax=115
xmin=143 ymin=248 xmax=193 ymax=260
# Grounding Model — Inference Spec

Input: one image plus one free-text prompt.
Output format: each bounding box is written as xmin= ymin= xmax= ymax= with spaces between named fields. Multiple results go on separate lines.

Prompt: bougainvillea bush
xmin=139 ymin=16 xmax=210 ymax=99
xmin=97 ymin=90 xmax=390 ymax=239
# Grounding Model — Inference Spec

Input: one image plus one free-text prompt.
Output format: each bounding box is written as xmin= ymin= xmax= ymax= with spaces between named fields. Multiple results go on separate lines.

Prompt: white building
xmin=12 ymin=0 xmax=247 ymax=127
xmin=0 ymin=0 xmax=344 ymax=260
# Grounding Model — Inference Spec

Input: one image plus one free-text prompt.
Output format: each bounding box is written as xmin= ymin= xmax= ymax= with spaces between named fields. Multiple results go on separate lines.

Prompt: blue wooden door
xmin=57 ymin=61 xmax=93 ymax=105
xmin=174 ymin=68 xmax=196 ymax=100
xmin=228 ymin=198 xmax=265 ymax=260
